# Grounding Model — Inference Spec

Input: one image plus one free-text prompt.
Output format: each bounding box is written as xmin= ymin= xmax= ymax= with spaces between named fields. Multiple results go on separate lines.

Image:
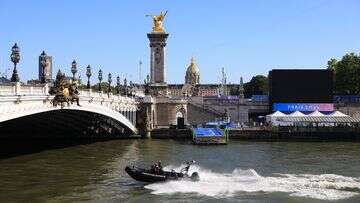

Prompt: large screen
xmin=269 ymin=69 xmax=333 ymax=109
xmin=273 ymin=103 xmax=334 ymax=112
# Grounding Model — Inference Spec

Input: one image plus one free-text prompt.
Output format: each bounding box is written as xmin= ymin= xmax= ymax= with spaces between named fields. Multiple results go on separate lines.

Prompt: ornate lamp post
xmin=71 ymin=60 xmax=77 ymax=82
xmin=86 ymin=65 xmax=92 ymax=89
xmin=108 ymin=73 xmax=112 ymax=93
xmin=144 ymin=74 xmax=150 ymax=95
xmin=123 ymin=77 xmax=127 ymax=96
xmin=116 ymin=75 xmax=120 ymax=94
xmin=40 ymin=51 xmax=47 ymax=83
xmin=10 ymin=43 xmax=20 ymax=82
xmin=98 ymin=69 xmax=103 ymax=91
xmin=129 ymin=80 xmax=134 ymax=96
xmin=146 ymin=74 xmax=150 ymax=84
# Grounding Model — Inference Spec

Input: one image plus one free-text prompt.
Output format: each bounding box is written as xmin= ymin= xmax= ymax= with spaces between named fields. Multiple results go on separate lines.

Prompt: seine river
xmin=1 ymin=139 xmax=360 ymax=202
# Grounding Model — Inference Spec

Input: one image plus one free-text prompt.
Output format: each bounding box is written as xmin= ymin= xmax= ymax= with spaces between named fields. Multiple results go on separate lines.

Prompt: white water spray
xmin=145 ymin=165 xmax=360 ymax=200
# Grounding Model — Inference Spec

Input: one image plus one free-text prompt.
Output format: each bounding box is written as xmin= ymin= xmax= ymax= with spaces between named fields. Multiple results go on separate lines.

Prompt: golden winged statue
xmin=146 ymin=10 xmax=168 ymax=33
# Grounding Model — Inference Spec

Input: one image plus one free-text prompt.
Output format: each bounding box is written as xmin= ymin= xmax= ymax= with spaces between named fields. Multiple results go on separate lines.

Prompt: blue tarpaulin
xmin=193 ymin=128 xmax=223 ymax=137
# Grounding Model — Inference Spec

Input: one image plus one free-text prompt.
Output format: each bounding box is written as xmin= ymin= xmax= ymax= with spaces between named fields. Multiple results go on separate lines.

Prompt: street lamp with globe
xmin=116 ymin=75 xmax=120 ymax=94
xmin=86 ymin=65 xmax=92 ymax=89
xmin=108 ymin=73 xmax=112 ymax=94
xmin=10 ymin=43 xmax=20 ymax=82
xmin=71 ymin=60 xmax=77 ymax=82
xmin=40 ymin=51 xmax=47 ymax=83
xmin=98 ymin=69 xmax=103 ymax=92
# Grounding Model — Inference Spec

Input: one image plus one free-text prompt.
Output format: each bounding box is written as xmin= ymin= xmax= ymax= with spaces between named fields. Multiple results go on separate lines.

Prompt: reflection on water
xmin=0 ymin=139 xmax=360 ymax=202
xmin=0 ymin=140 xmax=108 ymax=159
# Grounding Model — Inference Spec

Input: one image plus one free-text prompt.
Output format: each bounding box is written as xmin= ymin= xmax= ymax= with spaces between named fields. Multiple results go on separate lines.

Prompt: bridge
xmin=0 ymin=83 xmax=139 ymax=139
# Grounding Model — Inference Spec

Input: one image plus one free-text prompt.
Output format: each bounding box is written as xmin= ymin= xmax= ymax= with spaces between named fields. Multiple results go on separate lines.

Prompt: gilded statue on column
xmin=146 ymin=11 xmax=168 ymax=33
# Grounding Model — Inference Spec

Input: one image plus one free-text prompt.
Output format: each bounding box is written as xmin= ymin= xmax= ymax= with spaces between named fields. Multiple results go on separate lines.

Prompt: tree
xmin=229 ymin=86 xmax=239 ymax=95
xmin=244 ymin=75 xmax=268 ymax=98
xmin=329 ymin=53 xmax=360 ymax=94
xmin=327 ymin=58 xmax=337 ymax=70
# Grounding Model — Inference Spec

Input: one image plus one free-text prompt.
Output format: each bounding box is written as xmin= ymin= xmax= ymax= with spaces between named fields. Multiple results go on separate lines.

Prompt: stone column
xmin=147 ymin=33 xmax=169 ymax=84
xmin=44 ymin=83 xmax=49 ymax=95
xmin=14 ymin=82 xmax=21 ymax=95
xmin=132 ymin=111 xmax=134 ymax=123
xmin=136 ymin=100 xmax=153 ymax=138
xmin=129 ymin=110 xmax=134 ymax=123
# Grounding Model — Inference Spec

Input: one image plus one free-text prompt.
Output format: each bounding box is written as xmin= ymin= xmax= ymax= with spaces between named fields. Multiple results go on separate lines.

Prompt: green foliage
xmin=329 ymin=53 xmax=360 ymax=94
xmin=327 ymin=58 xmax=337 ymax=70
xmin=244 ymin=75 xmax=268 ymax=98
xmin=229 ymin=86 xmax=239 ymax=95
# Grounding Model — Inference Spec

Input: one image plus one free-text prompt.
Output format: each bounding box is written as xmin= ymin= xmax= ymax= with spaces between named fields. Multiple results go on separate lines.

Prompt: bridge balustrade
xmin=0 ymin=83 xmax=49 ymax=96
xmin=0 ymin=84 xmax=16 ymax=96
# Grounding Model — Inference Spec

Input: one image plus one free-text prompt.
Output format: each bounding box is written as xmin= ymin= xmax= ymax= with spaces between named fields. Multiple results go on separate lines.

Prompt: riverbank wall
xmin=151 ymin=128 xmax=192 ymax=139
xmin=228 ymin=129 xmax=360 ymax=141
xmin=150 ymin=128 xmax=360 ymax=141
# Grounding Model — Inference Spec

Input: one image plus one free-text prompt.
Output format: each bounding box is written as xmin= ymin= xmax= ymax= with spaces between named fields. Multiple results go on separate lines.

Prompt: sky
xmin=0 ymin=0 xmax=359 ymax=84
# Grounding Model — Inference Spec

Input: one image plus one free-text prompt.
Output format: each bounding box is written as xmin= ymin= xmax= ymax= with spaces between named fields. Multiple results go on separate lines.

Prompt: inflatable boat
xmin=125 ymin=161 xmax=199 ymax=183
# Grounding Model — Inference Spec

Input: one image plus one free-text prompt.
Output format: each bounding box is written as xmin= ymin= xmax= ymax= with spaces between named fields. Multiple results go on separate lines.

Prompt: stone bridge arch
xmin=0 ymin=101 xmax=137 ymax=139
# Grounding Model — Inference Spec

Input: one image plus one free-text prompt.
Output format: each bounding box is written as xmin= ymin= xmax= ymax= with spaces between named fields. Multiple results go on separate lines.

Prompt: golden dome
xmin=186 ymin=57 xmax=200 ymax=75
xmin=185 ymin=57 xmax=200 ymax=85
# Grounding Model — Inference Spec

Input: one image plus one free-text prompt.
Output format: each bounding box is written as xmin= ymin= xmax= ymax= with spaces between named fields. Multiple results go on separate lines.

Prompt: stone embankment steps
xmin=186 ymin=100 xmax=224 ymax=125
xmin=188 ymin=100 xmax=223 ymax=116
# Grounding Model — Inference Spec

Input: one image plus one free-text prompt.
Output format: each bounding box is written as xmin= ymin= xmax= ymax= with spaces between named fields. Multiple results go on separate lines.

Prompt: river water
xmin=0 ymin=139 xmax=360 ymax=202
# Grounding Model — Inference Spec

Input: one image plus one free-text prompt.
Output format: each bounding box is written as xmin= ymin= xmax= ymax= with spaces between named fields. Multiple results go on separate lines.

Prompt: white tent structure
xmin=329 ymin=111 xmax=349 ymax=117
xmin=307 ymin=110 xmax=325 ymax=117
xmin=266 ymin=110 xmax=359 ymax=127
xmin=266 ymin=111 xmax=286 ymax=125
xmin=267 ymin=111 xmax=286 ymax=118
xmin=288 ymin=111 xmax=305 ymax=117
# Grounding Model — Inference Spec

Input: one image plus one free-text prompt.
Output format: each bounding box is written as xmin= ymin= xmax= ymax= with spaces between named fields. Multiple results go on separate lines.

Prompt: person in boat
xmin=171 ymin=169 xmax=178 ymax=179
xmin=151 ymin=163 xmax=157 ymax=174
xmin=181 ymin=160 xmax=195 ymax=174
xmin=157 ymin=161 xmax=164 ymax=174
xmin=183 ymin=163 xmax=190 ymax=173
xmin=156 ymin=164 xmax=159 ymax=174
xmin=150 ymin=161 xmax=162 ymax=174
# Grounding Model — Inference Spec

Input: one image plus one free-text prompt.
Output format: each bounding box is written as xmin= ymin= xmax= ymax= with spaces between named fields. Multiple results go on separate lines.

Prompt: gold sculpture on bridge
xmin=49 ymin=70 xmax=80 ymax=108
xmin=146 ymin=10 xmax=168 ymax=33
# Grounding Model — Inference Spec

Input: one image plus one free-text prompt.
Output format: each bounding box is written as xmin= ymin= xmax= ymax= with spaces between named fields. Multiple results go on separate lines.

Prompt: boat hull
xmin=125 ymin=166 xmax=186 ymax=183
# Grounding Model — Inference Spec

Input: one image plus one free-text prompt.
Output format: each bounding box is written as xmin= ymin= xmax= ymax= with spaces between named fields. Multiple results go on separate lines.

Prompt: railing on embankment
xmin=228 ymin=127 xmax=360 ymax=141
xmin=150 ymin=126 xmax=360 ymax=141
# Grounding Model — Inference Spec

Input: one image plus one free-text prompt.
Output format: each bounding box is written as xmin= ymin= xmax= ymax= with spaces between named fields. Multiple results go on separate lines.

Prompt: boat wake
xmin=144 ymin=164 xmax=360 ymax=200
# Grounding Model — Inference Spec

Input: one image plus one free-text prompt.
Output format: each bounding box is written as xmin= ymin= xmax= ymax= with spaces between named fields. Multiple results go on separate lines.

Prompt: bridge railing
xmin=0 ymin=85 xmax=15 ymax=96
xmin=0 ymin=83 xmax=49 ymax=96
xmin=0 ymin=84 xmax=136 ymax=104
xmin=78 ymin=89 xmax=137 ymax=104
xmin=0 ymin=84 xmax=137 ymax=102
